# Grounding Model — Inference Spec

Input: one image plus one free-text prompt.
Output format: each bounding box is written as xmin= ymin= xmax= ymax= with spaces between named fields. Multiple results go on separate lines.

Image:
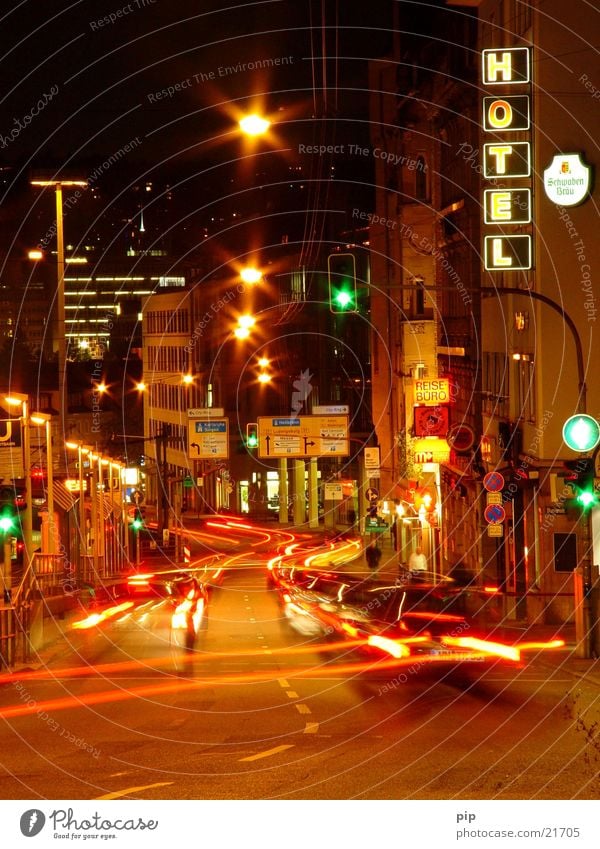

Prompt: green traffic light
xmin=247 ymin=434 xmax=258 ymax=448
xmin=0 ymin=516 xmax=15 ymax=533
xmin=333 ymin=289 xmax=354 ymax=310
xmin=576 ymin=490 xmax=596 ymax=508
xmin=132 ymin=518 xmax=143 ymax=530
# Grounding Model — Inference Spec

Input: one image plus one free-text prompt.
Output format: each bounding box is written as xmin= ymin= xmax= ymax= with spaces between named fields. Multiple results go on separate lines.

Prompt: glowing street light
xmin=258 ymin=372 xmax=272 ymax=384
xmin=234 ymin=315 xmax=256 ymax=339
xmin=240 ymin=266 xmax=263 ymax=285
xmin=239 ymin=114 xmax=270 ymax=136
xmin=28 ymin=249 xmax=44 ymax=261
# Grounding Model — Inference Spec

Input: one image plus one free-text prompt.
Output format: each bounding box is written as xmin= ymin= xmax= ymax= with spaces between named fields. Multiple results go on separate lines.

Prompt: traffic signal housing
xmin=131 ymin=508 xmax=144 ymax=531
xmin=246 ymin=422 xmax=258 ymax=449
xmin=328 ymin=253 xmax=358 ymax=313
xmin=564 ymin=458 xmax=597 ymax=508
xmin=0 ymin=486 xmax=19 ymax=535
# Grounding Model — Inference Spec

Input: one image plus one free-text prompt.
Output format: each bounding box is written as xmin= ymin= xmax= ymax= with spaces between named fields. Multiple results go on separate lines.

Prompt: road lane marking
xmin=304 ymin=722 xmax=319 ymax=734
xmin=285 ymin=690 xmax=299 ymax=698
xmin=295 ymin=704 xmax=311 ymax=715
xmin=96 ymin=782 xmax=173 ymax=800
xmin=239 ymin=744 xmax=294 ymax=762
xmin=278 ymin=678 xmax=290 ymax=688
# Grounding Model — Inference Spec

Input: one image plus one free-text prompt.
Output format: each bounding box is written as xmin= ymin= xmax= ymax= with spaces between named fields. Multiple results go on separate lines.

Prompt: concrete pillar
xmin=292 ymin=460 xmax=305 ymax=526
xmin=308 ymin=458 xmax=319 ymax=528
xmin=278 ymin=459 xmax=288 ymax=524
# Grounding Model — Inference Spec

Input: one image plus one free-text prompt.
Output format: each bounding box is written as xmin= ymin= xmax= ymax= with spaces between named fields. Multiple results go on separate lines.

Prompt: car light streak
xmin=517 ymin=639 xmax=565 ymax=650
xmin=71 ymin=602 xmax=134 ymax=630
xmin=367 ymin=635 xmax=411 ymax=658
xmin=483 ymin=585 xmax=500 ymax=593
xmin=443 ymin=636 xmax=520 ymax=662
xmin=403 ymin=611 xmax=466 ymax=622
xmin=2 ymin=647 xmax=513 ymax=721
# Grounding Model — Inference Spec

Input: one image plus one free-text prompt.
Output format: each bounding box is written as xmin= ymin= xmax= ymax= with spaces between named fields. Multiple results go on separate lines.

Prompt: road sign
xmin=365 ymin=517 xmax=389 ymax=533
xmin=365 ymin=487 xmax=379 ymax=502
xmin=364 ymin=447 xmax=380 ymax=468
xmin=312 ymin=405 xmax=349 ymax=415
xmin=487 ymin=523 xmax=504 ymax=538
xmin=324 ymin=483 xmax=343 ymax=501
xmin=484 ymin=503 xmax=506 ymax=524
xmin=188 ymin=418 xmax=229 ymax=459
xmin=483 ymin=471 xmax=505 ymax=492
xmin=486 ymin=492 xmax=503 ymax=505
xmin=187 ymin=408 xmax=225 ymax=418
xmin=257 ymin=415 xmax=348 ymax=458
xmin=446 ymin=424 xmax=475 ymax=452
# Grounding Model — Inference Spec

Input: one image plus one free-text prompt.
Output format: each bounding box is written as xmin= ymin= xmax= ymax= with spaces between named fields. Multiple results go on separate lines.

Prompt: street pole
xmin=482 ymin=287 xmax=591 ymax=656
xmin=30 ymin=180 xmax=87 ymax=451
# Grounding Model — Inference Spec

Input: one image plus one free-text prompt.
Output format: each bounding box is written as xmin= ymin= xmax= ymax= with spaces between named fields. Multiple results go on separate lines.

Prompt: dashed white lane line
xmin=295 ymin=704 xmax=311 ymax=715
xmin=285 ymin=690 xmax=299 ymax=699
xmin=239 ymin=744 xmax=294 ymax=762
xmin=278 ymin=678 xmax=290 ymax=688
xmin=96 ymin=782 xmax=173 ymax=800
xmin=304 ymin=722 xmax=319 ymax=734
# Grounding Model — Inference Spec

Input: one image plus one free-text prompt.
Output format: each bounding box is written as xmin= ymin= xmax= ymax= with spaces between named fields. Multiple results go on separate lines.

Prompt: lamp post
xmin=65 ymin=441 xmax=90 ymax=578
xmin=3 ymin=394 xmax=33 ymax=575
xmin=30 ymin=179 xmax=87 ymax=442
xmin=30 ymin=413 xmax=54 ymax=555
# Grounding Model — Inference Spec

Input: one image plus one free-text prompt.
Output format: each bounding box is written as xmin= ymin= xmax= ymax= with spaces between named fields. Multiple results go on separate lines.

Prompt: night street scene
xmin=0 ymin=0 xmax=599 ymax=840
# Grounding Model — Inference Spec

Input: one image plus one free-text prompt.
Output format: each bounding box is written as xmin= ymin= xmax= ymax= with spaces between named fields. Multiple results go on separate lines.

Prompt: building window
xmin=482 ymin=352 xmax=509 ymax=415
xmin=415 ymin=156 xmax=427 ymax=200
xmin=514 ymin=354 xmax=535 ymax=422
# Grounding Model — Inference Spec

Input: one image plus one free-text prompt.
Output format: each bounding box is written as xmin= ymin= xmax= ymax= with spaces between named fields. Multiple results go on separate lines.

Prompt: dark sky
xmin=0 ymin=0 xmax=394 ymax=172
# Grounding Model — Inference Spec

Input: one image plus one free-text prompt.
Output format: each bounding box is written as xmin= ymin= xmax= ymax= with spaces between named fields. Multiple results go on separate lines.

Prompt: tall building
xmin=368 ymin=1 xmax=599 ymax=628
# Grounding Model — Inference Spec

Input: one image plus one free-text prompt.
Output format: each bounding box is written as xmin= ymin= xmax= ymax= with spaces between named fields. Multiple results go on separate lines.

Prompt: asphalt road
xmin=0 ymin=551 xmax=599 ymax=800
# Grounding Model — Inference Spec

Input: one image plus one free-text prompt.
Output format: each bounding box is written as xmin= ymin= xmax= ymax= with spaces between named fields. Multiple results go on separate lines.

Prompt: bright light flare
xmin=239 ymin=114 xmax=270 ymax=136
xmin=240 ymin=267 xmax=263 ymax=284
xmin=258 ymin=372 xmax=271 ymax=384
xmin=28 ymin=249 xmax=44 ymax=261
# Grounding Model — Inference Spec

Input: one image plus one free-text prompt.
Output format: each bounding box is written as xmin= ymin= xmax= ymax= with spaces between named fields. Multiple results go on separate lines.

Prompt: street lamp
xmin=30 ymin=178 xmax=87 ymax=441
xmin=30 ymin=413 xmax=55 ymax=555
xmin=240 ymin=266 xmax=263 ymax=285
xmin=239 ymin=114 xmax=270 ymax=137
xmin=3 ymin=394 xmax=33 ymax=574
xmin=234 ymin=314 xmax=256 ymax=339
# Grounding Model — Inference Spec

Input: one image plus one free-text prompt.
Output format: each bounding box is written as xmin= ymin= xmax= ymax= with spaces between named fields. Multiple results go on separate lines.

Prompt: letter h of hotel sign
xmin=481 ymin=47 xmax=533 ymax=272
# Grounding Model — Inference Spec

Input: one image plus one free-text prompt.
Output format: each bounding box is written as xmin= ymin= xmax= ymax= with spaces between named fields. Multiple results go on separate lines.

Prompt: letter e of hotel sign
xmin=481 ymin=47 xmax=533 ymax=272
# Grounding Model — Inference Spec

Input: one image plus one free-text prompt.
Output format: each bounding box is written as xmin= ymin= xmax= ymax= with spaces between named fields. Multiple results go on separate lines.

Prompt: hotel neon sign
xmin=481 ymin=47 xmax=532 ymax=272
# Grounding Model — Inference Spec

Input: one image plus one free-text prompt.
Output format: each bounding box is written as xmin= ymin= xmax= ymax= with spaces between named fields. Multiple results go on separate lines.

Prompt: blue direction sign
xmin=484 ymin=503 xmax=506 ymax=524
xmin=483 ymin=471 xmax=505 ymax=493
xmin=188 ymin=418 xmax=229 ymax=459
